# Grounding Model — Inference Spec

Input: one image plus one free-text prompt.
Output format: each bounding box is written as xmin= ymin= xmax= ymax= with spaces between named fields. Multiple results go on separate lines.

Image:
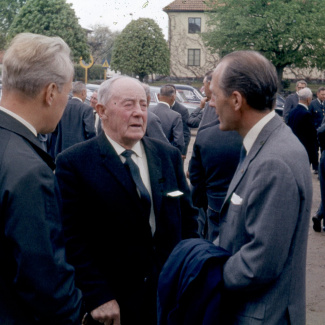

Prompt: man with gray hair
xmin=283 ymin=79 xmax=307 ymax=123
xmin=55 ymin=75 xmax=198 ymax=325
xmin=0 ymin=33 xmax=82 ymax=324
xmin=287 ymin=87 xmax=319 ymax=172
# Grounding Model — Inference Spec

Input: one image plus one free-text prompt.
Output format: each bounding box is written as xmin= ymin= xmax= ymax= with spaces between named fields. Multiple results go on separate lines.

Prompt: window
xmin=188 ymin=18 xmax=201 ymax=33
xmin=188 ymin=49 xmax=201 ymax=66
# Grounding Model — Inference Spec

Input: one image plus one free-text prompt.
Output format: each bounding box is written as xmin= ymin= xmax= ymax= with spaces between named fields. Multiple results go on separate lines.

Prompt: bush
xmin=74 ymin=64 xmax=107 ymax=82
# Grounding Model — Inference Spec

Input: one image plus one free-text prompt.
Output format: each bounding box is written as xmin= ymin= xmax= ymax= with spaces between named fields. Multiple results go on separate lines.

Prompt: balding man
xmin=149 ymin=85 xmax=184 ymax=153
xmin=55 ymin=76 xmax=198 ymax=325
xmin=287 ymin=87 xmax=319 ymax=172
xmin=209 ymin=51 xmax=312 ymax=324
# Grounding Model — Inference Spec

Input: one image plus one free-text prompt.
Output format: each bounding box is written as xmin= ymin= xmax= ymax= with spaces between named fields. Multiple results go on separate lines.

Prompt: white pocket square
xmin=167 ymin=190 xmax=184 ymax=197
xmin=231 ymin=192 xmax=243 ymax=205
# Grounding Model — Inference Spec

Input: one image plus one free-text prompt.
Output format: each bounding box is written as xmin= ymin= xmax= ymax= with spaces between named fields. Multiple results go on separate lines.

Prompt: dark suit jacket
xmin=55 ymin=133 xmax=198 ymax=324
xmin=0 ymin=110 xmax=82 ymax=325
xmin=157 ymin=238 xmax=231 ymax=325
xmin=146 ymin=111 xmax=169 ymax=144
xmin=287 ymin=104 xmax=319 ymax=168
xmin=283 ymin=92 xmax=299 ymax=123
xmin=48 ymin=97 xmax=96 ymax=158
xmin=171 ymin=101 xmax=191 ymax=156
xmin=149 ymin=102 xmax=184 ymax=153
xmin=198 ymin=102 xmax=218 ymax=130
xmin=309 ymin=98 xmax=325 ymax=129
xmin=189 ymin=120 xmax=242 ymax=240
xmin=187 ymin=107 xmax=203 ymax=128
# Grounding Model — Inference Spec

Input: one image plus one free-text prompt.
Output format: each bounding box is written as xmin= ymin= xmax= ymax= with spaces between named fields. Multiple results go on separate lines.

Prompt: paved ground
xmin=184 ymin=133 xmax=325 ymax=324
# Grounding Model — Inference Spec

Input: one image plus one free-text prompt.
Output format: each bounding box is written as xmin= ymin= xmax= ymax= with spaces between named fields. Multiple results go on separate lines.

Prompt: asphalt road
xmin=184 ymin=132 xmax=325 ymax=324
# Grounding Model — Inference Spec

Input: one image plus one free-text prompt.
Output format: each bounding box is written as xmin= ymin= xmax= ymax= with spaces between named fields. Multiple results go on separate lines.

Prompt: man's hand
xmin=91 ymin=299 xmax=120 ymax=325
xmin=200 ymin=97 xmax=208 ymax=109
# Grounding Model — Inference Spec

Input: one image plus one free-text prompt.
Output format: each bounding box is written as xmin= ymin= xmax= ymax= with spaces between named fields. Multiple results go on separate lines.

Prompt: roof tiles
xmin=163 ymin=0 xmax=212 ymax=12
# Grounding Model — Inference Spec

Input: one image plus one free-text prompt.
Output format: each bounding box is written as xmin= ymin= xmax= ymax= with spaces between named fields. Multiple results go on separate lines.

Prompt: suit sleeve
xmin=4 ymin=162 xmax=82 ymax=324
xmin=181 ymin=109 xmax=191 ymax=156
xmin=83 ymin=105 xmax=96 ymax=139
xmin=171 ymin=115 xmax=185 ymax=153
xmin=188 ymin=137 xmax=208 ymax=210
xmin=222 ymin=158 xmax=303 ymax=291
xmin=187 ymin=107 xmax=203 ymax=128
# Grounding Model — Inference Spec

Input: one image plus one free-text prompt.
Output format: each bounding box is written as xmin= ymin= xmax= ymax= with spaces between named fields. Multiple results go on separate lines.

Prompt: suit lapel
xmin=221 ymin=115 xmax=283 ymax=212
xmin=97 ymin=132 xmax=140 ymax=202
xmin=142 ymin=137 xmax=164 ymax=218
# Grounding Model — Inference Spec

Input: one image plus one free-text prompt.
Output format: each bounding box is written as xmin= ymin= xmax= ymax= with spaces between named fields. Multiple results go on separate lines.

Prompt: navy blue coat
xmin=55 ymin=133 xmax=198 ymax=324
xmin=157 ymin=238 xmax=231 ymax=325
xmin=189 ymin=120 xmax=242 ymax=240
xmin=48 ymin=97 xmax=96 ymax=158
xmin=287 ymin=104 xmax=319 ymax=168
xmin=309 ymin=98 xmax=325 ymax=129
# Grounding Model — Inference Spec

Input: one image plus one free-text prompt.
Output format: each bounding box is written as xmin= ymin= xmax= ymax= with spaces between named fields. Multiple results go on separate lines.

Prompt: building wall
xmin=167 ymin=11 xmax=218 ymax=78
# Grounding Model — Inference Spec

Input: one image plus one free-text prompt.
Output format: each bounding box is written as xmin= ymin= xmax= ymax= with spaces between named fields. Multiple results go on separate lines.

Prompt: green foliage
xmin=0 ymin=0 xmax=26 ymax=49
xmin=74 ymin=64 xmax=106 ymax=82
xmin=111 ymin=18 xmax=170 ymax=81
xmin=7 ymin=0 xmax=90 ymax=61
xmin=203 ymin=0 xmax=325 ymax=83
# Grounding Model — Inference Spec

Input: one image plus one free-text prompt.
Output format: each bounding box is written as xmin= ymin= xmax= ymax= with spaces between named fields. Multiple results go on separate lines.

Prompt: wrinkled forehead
xmin=111 ymin=78 xmax=146 ymax=101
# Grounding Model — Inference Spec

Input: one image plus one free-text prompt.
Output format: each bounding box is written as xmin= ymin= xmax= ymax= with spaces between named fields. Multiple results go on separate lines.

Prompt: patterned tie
xmin=121 ymin=150 xmax=151 ymax=218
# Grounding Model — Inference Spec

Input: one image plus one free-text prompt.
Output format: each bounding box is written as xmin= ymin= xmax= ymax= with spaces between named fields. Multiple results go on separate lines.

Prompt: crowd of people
xmin=0 ymin=32 xmax=319 ymax=325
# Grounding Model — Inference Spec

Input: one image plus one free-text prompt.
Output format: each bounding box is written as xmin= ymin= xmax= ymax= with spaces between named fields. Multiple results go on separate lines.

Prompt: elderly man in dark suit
xmin=149 ymin=84 xmax=184 ymax=153
xmin=0 ymin=33 xmax=82 ymax=325
xmin=210 ymin=51 xmax=312 ymax=324
xmin=287 ymin=87 xmax=319 ymax=173
xmin=48 ymin=81 xmax=96 ymax=159
xmin=55 ymin=75 xmax=198 ymax=325
xmin=283 ymin=79 xmax=307 ymax=123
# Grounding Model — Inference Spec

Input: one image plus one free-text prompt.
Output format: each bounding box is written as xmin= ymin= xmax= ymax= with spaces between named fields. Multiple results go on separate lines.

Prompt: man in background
xmin=48 ymin=81 xmax=96 ymax=158
xmin=283 ymin=79 xmax=307 ymax=123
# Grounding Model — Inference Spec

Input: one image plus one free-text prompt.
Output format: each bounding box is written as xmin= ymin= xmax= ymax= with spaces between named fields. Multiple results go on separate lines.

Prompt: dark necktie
xmin=238 ymin=145 xmax=247 ymax=169
xmin=121 ymin=150 xmax=151 ymax=218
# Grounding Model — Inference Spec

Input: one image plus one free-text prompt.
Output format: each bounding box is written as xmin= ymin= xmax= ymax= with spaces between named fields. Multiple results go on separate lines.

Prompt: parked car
xmin=149 ymin=85 xmax=201 ymax=114
xmin=275 ymin=93 xmax=285 ymax=116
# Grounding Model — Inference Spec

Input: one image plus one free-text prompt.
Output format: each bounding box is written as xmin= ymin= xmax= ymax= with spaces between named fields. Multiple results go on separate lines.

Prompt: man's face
xmin=90 ymin=91 xmax=98 ymax=109
xmin=209 ymin=62 xmax=240 ymax=131
xmin=101 ymin=79 xmax=147 ymax=148
xmin=296 ymin=82 xmax=306 ymax=92
xmin=203 ymin=77 xmax=211 ymax=98
xmin=318 ymin=90 xmax=325 ymax=102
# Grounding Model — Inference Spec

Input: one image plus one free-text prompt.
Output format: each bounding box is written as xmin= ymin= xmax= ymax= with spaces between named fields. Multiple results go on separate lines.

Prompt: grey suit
xmin=149 ymin=102 xmax=184 ymax=152
xmin=218 ymin=114 xmax=312 ymax=324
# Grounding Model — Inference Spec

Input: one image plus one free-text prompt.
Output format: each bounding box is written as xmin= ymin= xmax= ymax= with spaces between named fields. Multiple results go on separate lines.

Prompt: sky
xmin=67 ymin=0 xmax=174 ymax=39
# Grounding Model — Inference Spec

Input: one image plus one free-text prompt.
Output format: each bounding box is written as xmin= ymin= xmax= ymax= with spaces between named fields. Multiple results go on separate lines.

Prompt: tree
xmin=203 ymin=0 xmax=325 ymax=87
xmin=88 ymin=24 xmax=120 ymax=65
xmin=7 ymin=0 xmax=89 ymax=61
xmin=0 ymin=0 xmax=26 ymax=49
xmin=111 ymin=18 xmax=169 ymax=81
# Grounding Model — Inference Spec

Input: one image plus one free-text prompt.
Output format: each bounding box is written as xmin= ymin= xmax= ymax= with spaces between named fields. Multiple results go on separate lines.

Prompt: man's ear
xmin=96 ymin=103 xmax=106 ymax=119
xmin=232 ymin=91 xmax=243 ymax=112
xmin=45 ymin=83 xmax=57 ymax=106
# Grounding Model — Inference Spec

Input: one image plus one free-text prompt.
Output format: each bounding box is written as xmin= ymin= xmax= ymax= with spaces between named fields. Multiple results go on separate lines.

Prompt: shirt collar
xmin=299 ymin=103 xmax=309 ymax=110
xmin=72 ymin=96 xmax=83 ymax=102
xmin=0 ymin=105 xmax=37 ymax=136
xmin=105 ymin=134 xmax=143 ymax=158
xmin=243 ymin=110 xmax=275 ymax=154
xmin=158 ymin=101 xmax=170 ymax=108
